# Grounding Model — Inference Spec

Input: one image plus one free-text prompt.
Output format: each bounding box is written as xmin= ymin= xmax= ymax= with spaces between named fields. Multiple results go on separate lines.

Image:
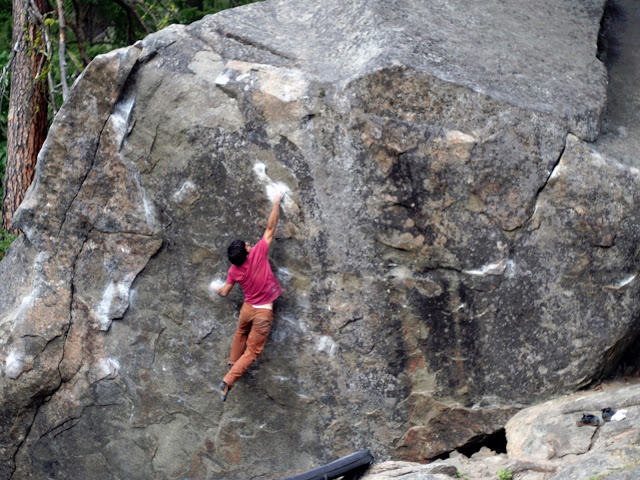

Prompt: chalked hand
xmin=210 ymin=278 xmax=226 ymax=294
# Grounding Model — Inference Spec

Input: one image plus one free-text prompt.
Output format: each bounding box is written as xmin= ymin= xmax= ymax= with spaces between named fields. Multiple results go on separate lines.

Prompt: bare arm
xmin=217 ymin=283 xmax=234 ymax=297
xmin=263 ymin=192 xmax=284 ymax=245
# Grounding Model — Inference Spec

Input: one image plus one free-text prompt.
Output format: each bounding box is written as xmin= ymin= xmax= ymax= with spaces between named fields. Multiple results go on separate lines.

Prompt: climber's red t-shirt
xmin=226 ymin=237 xmax=282 ymax=306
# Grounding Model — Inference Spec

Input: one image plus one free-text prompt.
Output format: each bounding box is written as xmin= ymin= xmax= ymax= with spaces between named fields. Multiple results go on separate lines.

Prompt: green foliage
xmin=168 ymin=0 xmax=265 ymax=25
xmin=0 ymin=228 xmax=17 ymax=259
xmin=0 ymin=0 xmax=263 ymax=223
xmin=0 ymin=0 xmax=11 ymax=52
xmin=496 ymin=468 xmax=512 ymax=480
xmin=0 ymin=0 xmax=264 ymax=113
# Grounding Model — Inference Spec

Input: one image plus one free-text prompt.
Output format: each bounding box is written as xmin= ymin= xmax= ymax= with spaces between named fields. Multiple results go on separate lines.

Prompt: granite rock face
xmin=1 ymin=0 xmax=639 ymax=479
xmin=505 ymin=382 xmax=640 ymax=478
xmin=364 ymin=382 xmax=640 ymax=480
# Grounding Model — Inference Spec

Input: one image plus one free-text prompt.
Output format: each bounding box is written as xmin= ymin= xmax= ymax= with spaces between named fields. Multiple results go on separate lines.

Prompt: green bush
xmin=0 ymin=228 xmax=16 ymax=260
xmin=497 ymin=468 xmax=512 ymax=480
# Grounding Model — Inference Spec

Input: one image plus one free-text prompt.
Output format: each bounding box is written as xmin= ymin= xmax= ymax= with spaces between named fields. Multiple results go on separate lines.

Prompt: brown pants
xmin=223 ymin=303 xmax=273 ymax=387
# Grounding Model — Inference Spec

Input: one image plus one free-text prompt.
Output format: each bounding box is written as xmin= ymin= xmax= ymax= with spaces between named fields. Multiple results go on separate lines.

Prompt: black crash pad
xmin=185 ymin=448 xmax=374 ymax=480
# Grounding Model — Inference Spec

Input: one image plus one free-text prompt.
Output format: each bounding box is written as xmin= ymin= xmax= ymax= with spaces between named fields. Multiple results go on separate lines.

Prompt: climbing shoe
xmin=576 ymin=413 xmax=600 ymax=427
xmin=219 ymin=381 xmax=231 ymax=402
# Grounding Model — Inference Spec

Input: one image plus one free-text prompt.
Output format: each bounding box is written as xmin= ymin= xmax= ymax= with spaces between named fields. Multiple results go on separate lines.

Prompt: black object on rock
xmin=601 ymin=407 xmax=616 ymax=422
xmin=283 ymin=449 xmax=373 ymax=480
xmin=576 ymin=414 xmax=601 ymax=427
xmin=185 ymin=449 xmax=374 ymax=480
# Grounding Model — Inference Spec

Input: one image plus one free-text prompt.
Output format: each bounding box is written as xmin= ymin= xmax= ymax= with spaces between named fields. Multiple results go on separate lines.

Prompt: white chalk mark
xmin=316 ymin=335 xmax=336 ymax=356
xmin=464 ymin=258 xmax=507 ymax=276
xmin=253 ymin=162 xmax=292 ymax=210
xmin=604 ymin=274 xmax=637 ymax=291
xmin=5 ymin=349 xmax=26 ymax=379
xmin=277 ymin=267 xmax=292 ymax=277
xmin=141 ymin=189 xmax=156 ymax=229
xmin=616 ymin=274 xmax=636 ymax=288
xmin=276 ymin=267 xmax=293 ymax=284
xmin=505 ymin=259 xmax=517 ymax=278
xmin=445 ymin=130 xmax=476 ymax=144
xmin=98 ymin=357 xmax=120 ymax=378
xmin=266 ymin=182 xmax=289 ymax=204
xmin=96 ymin=275 xmax=135 ymax=330
xmin=548 ymin=159 xmax=566 ymax=181
xmin=209 ymin=278 xmax=226 ymax=296
xmin=214 ymin=69 xmax=232 ymax=86
xmin=97 ymin=283 xmax=117 ymax=330
xmin=236 ymin=72 xmax=250 ymax=82
xmin=389 ymin=265 xmax=412 ymax=280
xmin=15 ymin=290 xmax=36 ymax=320
xmin=284 ymin=315 xmax=307 ymax=333
xmin=253 ymin=162 xmax=268 ymax=180
xmin=112 ymin=94 xmax=136 ymax=149
xmin=112 ymin=95 xmax=135 ymax=130
xmin=172 ymin=180 xmax=198 ymax=205
xmin=129 ymin=288 xmax=138 ymax=306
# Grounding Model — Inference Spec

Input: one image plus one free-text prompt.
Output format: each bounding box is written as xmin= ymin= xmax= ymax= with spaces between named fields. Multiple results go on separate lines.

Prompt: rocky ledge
xmin=366 ymin=381 xmax=640 ymax=480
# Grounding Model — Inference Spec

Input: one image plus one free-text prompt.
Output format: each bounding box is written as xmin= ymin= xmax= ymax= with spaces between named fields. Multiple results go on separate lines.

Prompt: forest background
xmin=0 ymin=0 xmax=260 ymax=259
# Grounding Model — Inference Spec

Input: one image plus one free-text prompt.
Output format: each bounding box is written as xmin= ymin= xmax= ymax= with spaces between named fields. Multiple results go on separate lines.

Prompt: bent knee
xmin=244 ymin=348 xmax=262 ymax=360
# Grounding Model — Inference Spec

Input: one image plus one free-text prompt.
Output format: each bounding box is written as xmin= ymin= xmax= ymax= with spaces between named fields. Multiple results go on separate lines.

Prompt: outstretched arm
xmin=263 ymin=192 xmax=284 ymax=245
xmin=217 ymin=282 xmax=234 ymax=297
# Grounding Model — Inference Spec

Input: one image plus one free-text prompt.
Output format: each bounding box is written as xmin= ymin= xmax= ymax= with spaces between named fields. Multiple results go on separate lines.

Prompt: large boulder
xmin=2 ymin=0 xmax=639 ymax=479
xmin=364 ymin=381 xmax=640 ymax=480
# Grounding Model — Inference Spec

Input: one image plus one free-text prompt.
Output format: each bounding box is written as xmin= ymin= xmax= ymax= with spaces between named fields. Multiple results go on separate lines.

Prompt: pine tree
xmin=3 ymin=0 xmax=50 ymax=232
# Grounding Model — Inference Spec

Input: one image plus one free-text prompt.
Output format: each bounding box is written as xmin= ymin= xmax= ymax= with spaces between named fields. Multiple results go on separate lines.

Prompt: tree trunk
xmin=56 ymin=0 xmax=70 ymax=101
xmin=112 ymin=0 xmax=152 ymax=36
xmin=2 ymin=0 xmax=51 ymax=232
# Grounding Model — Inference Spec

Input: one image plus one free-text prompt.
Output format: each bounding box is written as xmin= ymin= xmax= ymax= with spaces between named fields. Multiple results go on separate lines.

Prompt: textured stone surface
xmin=1 ymin=0 xmax=639 ymax=479
xmin=366 ymin=382 xmax=640 ymax=480
xmin=395 ymin=398 xmax=517 ymax=460
xmin=506 ymin=382 xmax=640 ymax=480
xmin=364 ymin=461 xmax=459 ymax=480
xmin=596 ymin=0 xmax=640 ymax=164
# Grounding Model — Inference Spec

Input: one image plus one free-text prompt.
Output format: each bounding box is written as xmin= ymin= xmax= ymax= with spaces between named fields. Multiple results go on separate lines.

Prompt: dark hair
xmin=228 ymin=239 xmax=248 ymax=266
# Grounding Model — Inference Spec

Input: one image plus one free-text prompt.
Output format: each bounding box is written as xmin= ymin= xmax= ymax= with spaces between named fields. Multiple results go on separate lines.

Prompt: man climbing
xmin=215 ymin=192 xmax=284 ymax=401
